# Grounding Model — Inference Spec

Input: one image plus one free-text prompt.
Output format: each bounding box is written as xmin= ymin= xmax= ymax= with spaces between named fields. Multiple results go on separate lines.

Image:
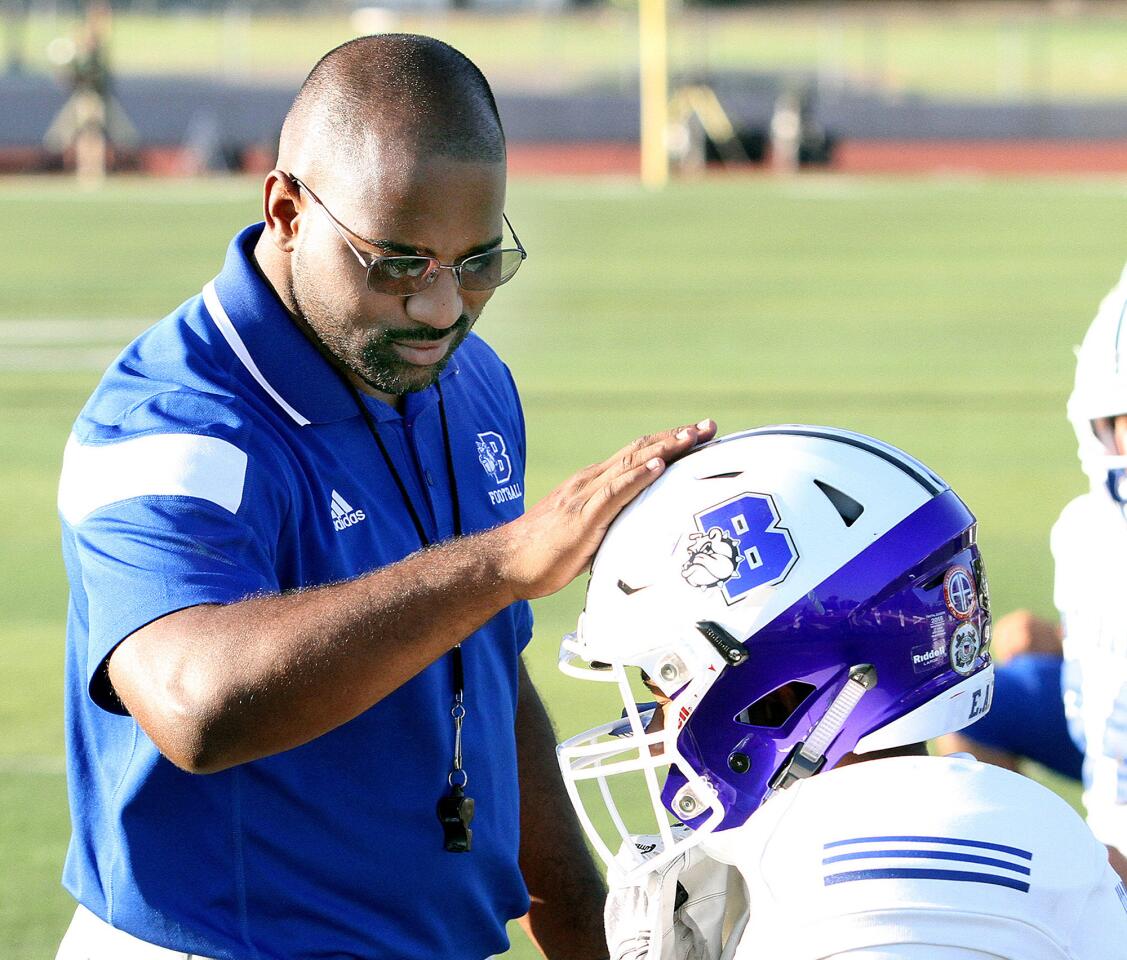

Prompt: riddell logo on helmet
xmin=910 ymin=644 xmax=947 ymax=672
xmin=910 ymin=644 xmax=946 ymax=667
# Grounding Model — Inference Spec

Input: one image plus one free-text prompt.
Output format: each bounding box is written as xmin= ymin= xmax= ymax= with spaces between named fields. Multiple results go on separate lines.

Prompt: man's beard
xmin=350 ymin=314 xmax=473 ymax=395
xmin=289 ymin=268 xmax=474 ymax=396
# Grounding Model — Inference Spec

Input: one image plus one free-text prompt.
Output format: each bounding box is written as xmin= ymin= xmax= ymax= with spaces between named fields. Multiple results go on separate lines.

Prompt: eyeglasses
xmin=288 ymin=174 xmax=527 ymax=297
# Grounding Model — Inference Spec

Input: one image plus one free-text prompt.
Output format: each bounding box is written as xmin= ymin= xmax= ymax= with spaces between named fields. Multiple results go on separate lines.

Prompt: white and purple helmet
xmin=556 ymin=426 xmax=994 ymax=881
xmin=1068 ymin=262 xmax=1127 ymax=503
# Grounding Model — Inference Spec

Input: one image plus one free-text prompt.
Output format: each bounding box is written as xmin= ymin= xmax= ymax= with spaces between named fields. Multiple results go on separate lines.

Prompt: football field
xmin=1 ymin=172 xmax=1122 ymax=957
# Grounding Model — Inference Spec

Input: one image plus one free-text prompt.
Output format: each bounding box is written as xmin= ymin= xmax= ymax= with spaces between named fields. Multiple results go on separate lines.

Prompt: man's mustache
xmin=382 ymin=315 xmax=472 ymax=343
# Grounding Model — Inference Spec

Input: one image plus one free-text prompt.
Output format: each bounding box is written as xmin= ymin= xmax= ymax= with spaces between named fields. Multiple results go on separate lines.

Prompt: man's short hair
xmin=280 ymin=34 xmax=505 ymax=175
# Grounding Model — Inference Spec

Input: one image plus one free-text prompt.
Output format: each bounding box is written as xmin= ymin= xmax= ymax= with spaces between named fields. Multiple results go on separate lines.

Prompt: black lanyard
xmin=345 ymin=380 xmax=475 ymax=853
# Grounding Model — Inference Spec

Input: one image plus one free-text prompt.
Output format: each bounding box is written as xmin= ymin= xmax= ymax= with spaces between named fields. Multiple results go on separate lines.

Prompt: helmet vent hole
xmin=921 ymin=571 xmax=946 ymax=591
xmin=701 ymin=471 xmax=744 ymax=480
xmin=617 ymin=580 xmax=649 ymax=595
xmin=814 ymin=479 xmax=865 ymax=527
xmin=736 ymin=681 xmax=817 ymax=728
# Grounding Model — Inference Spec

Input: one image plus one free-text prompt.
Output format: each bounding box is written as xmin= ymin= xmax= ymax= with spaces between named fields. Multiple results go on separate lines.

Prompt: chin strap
xmin=767 ymin=664 xmax=878 ymax=794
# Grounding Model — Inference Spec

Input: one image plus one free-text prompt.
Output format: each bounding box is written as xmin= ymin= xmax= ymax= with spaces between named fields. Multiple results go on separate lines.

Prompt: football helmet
xmin=556 ymin=426 xmax=994 ymax=881
xmin=1067 ymin=263 xmax=1127 ymax=503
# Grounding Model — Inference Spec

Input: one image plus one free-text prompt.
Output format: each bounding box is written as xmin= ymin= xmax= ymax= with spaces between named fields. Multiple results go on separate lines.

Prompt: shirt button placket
xmin=412 ymin=416 xmax=447 ymax=536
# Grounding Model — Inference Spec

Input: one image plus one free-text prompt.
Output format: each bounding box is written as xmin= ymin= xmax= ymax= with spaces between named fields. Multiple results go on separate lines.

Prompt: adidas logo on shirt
xmin=330 ymin=489 xmax=366 ymax=531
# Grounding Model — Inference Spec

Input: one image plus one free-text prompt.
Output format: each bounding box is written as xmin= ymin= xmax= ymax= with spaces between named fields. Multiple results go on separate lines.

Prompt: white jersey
xmin=1052 ymin=492 xmax=1127 ymax=851
xmin=698 ymin=756 xmax=1127 ymax=960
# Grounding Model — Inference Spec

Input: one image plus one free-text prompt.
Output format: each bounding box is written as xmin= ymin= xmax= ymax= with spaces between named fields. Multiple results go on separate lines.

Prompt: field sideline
xmin=1 ymin=172 xmax=1121 ymax=957
xmin=15 ymin=6 xmax=1127 ymax=101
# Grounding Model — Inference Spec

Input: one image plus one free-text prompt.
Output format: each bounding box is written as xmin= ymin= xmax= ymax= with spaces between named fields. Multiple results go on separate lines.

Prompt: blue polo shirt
xmin=57 ymin=224 xmax=534 ymax=960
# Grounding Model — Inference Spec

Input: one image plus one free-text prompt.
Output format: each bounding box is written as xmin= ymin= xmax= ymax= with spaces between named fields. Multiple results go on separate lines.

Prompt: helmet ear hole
xmin=736 ymin=681 xmax=817 ymax=728
xmin=813 ymin=479 xmax=865 ymax=527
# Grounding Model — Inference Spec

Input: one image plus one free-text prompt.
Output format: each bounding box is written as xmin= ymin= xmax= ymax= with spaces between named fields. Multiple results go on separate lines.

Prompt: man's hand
xmin=497 ymin=420 xmax=717 ymax=601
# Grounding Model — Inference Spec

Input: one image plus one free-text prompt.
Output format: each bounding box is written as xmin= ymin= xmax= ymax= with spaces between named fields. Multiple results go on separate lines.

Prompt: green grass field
xmin=2 ymin=171 xmax=1124 ymax=957
xmin=14 ymin=5 xmax=1127 ymax=100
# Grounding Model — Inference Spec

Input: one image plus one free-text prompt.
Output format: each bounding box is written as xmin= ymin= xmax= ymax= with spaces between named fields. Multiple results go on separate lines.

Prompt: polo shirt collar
xmin=204 ymin=223 xmax=460 ymax=426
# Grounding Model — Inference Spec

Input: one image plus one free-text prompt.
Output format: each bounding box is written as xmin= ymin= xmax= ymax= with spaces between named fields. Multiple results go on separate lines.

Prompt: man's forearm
xmin=110 ymin=527 xmax=516 ymax=773
xmin=108 ymin=421 xmax=715 ymax=774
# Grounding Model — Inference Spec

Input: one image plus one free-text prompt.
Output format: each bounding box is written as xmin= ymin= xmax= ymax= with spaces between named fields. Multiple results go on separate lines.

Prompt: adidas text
xmin=333 ymin=509 xmax=366 ymax=531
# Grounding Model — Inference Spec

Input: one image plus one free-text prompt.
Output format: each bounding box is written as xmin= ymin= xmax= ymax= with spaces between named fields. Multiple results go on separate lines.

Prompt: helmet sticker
xmin=911 ymin=614 xmax=950 ymax=673
xmin=949 ymin=622 xmax=982 ymax=676
xmin=911 ymin=642 xmax=947 ymax=673
xmin=943 ymin=565 xmax=977 ymax=621
xmin=682 ymin=528 xmax=742 ymax=589
xmin=683 ymin=492 xmax=799 ymax=605
xmin=972 ymin=555 xmax=991 ymax=618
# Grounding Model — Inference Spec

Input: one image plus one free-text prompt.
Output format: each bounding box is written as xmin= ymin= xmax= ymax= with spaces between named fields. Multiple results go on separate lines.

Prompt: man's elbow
xmin=109 ymin=649 xmax=239 ymax=775
xmin=140 ymin=688 xmax=242 ymax=775
xmin=152 ymin=707 xmax=240 ymax=775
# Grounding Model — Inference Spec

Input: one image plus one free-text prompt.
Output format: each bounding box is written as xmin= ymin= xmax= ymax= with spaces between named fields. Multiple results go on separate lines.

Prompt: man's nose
xmin=404 ymin=266 xmax=463 ymax=331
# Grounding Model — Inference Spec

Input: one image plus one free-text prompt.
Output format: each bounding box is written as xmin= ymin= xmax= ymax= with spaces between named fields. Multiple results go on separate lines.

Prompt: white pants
xmin=56 ymin=905 xmax=219 ymax=960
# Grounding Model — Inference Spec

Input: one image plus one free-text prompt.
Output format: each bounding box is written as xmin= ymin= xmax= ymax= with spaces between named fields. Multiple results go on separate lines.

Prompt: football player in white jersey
xmin=937 ymin=269 xmax=1127 ymax=884
xmin=1051 ymin=264 xmax=1127 ymax=880
xmin=555 ymin=426 xmax=1127 ymax=960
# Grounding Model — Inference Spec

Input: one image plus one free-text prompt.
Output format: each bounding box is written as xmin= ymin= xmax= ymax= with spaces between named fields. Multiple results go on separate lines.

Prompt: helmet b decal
xmin=683 ymin=492 xmax=798 ymax=604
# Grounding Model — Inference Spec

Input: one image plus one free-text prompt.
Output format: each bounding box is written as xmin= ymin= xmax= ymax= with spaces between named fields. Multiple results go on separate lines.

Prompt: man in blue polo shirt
xmin=55 ymin=35 xmax=715 ymax=960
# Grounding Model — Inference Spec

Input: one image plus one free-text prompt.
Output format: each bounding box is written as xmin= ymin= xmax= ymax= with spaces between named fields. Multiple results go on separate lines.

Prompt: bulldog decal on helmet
xmin=682 ymin=527 xmax=742 ymax=588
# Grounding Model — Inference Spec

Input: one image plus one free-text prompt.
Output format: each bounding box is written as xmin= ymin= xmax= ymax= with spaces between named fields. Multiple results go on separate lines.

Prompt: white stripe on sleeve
xmin=58 ymin=432 xmax=249 ymax=525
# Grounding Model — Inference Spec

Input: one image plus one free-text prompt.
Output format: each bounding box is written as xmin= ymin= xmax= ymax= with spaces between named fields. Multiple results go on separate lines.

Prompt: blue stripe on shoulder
xmin=824 ymin=867 xmax=1030 ymax=893
xmin=822 ymin=848 xmax=1031 ymax=875
xmin=823 ymin=835 xmax=1032 ymax=860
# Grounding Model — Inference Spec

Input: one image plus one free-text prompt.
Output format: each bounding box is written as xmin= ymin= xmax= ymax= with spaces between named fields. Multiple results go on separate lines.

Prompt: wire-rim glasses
xmin=288 ymin=174 xmax=527 ymax=297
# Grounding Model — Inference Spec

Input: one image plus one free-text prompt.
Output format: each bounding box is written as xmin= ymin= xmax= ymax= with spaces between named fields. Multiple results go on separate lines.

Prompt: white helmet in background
xmin=1068 ymin=262 xmax=1127 ymax=502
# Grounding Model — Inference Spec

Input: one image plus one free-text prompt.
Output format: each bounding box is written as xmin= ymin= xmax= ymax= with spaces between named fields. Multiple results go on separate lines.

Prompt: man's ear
xmin=262 ymin=169 xmax=301 ymax=253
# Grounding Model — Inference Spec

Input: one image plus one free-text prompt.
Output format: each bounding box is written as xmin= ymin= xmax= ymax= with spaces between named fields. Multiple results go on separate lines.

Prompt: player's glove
xmin=604 ymin=830 xmax=729 ymax=960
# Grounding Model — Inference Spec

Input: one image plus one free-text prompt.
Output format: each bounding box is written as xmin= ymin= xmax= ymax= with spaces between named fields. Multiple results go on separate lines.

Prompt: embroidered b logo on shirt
xmin=476 ymin=431 xmax=523 ymax=507
xmin=476 ymin=432 xmax=512 ymax=485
